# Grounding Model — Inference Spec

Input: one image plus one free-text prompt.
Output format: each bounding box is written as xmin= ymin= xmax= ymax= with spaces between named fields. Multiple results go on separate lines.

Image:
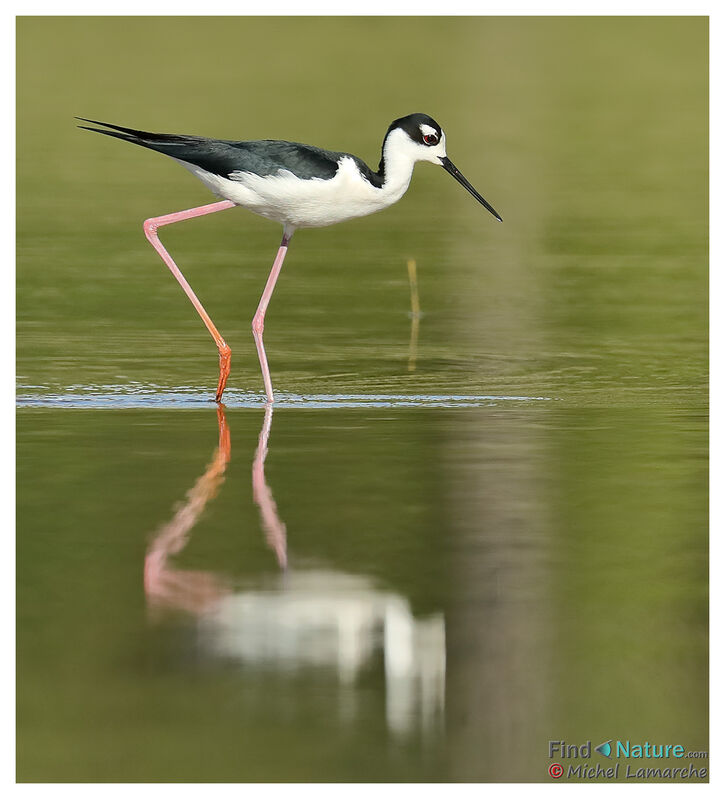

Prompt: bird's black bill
xmin=440 ymin=156 xmax=502 ymax=222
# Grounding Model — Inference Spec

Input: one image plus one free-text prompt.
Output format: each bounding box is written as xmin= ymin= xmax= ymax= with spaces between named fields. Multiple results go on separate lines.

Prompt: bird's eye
xmin=423 ymin=133 xmax=439 ymax=146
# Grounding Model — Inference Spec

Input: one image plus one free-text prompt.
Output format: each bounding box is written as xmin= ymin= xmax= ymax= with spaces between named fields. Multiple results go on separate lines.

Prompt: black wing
xmin=77 ymin=118 xmax=348 ymax=181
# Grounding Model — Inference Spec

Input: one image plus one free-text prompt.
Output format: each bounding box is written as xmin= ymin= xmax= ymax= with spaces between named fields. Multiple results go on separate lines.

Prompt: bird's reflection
xmin=144 ymin=404 xmax=445 ymax=735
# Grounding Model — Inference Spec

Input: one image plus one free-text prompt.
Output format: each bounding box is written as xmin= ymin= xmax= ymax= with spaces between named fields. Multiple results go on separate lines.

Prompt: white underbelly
xmin=177 ymin=157 xmax=410 ymax=229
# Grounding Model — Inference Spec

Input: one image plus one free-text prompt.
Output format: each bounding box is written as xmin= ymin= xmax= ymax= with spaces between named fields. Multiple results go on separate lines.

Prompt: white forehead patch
xmin=420 ymin=124 xmax=438 ymax=139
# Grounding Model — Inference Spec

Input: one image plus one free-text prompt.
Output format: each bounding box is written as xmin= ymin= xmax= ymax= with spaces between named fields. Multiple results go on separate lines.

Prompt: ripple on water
xmin=16 ymin=384 xmax=552 ymax=409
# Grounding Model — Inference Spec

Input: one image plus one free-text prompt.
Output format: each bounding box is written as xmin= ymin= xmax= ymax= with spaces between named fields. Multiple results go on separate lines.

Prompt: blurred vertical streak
xmin=444 ymin=20 xmax=554 ymax=780
xmin=445 ymin=418 xmax=552 ymax=780
xmin=407 ymin=258 xmax=421 ymax=373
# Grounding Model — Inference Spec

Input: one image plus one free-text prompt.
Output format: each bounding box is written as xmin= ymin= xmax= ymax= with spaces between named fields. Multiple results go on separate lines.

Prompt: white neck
xmin=378 ymin=128 xmax=419 ymax=202
xmin=378 ymin=127 xmax=447 ymax=203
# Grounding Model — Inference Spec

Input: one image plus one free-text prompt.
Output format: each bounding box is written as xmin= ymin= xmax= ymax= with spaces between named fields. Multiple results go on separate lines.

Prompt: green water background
xmin=17 ymin=16 xmax=707 ymax=782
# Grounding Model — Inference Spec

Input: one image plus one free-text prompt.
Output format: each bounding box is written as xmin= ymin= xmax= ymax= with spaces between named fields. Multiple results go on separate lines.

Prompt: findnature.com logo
xmin=548 ymin=739 xmax=708 ymax=781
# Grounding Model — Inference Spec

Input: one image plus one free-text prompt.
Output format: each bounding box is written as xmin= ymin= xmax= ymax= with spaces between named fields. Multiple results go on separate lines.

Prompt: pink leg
xmin=143 ymin=199 xmax=236 ymax=402
xmin=252 ymin=232 xmax=293 ymax=403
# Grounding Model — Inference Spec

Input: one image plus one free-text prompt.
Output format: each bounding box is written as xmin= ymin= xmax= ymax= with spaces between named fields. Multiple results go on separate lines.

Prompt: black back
xmin=77 ymin=118 xmax=385 ymax=187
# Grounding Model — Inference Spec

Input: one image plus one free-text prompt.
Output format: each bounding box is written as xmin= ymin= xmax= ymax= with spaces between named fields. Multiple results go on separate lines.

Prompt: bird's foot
xmin=215 ymin=344 xmax=232 ymax=402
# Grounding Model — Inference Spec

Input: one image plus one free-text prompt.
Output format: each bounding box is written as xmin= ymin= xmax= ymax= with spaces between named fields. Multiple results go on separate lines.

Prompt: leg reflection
xmin=252 ymin=403 xmax=287 ymax=569
xmin=144 ymin=405 xmax=232 ymax=614
xmin=144 ymin=404 xmax=288 ymax=616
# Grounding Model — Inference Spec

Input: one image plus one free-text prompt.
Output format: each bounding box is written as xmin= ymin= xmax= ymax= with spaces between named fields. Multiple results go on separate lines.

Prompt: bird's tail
xmin=76 ymin=117 xmax=205 ymax=158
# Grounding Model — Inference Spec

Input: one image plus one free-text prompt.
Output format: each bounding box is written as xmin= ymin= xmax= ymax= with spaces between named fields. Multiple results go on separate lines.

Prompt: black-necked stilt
xmin=79 ymin=114 xmax=502 ymax=403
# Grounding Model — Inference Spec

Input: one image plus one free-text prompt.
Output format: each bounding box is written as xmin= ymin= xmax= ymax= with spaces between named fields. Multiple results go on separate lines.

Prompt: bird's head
xmin=384 ymin=113 xmax=502 ymax=222
xmin=384 ymin=113 xmax=448 ymax=164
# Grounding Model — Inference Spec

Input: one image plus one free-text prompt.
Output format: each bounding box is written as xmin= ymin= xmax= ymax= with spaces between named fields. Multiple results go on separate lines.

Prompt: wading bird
xmin=79 ymin=114 xmax=502 ymax=403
